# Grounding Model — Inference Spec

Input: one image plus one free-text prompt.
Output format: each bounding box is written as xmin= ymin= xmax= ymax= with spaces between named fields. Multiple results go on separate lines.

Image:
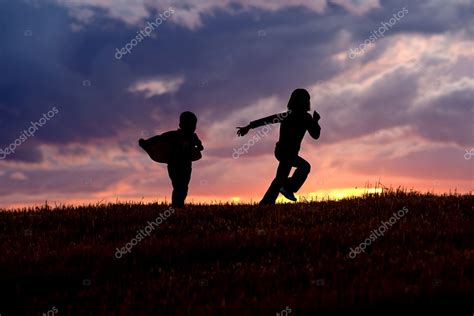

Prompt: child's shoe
xmin=279 ymin=186 xmax=297 ymax=202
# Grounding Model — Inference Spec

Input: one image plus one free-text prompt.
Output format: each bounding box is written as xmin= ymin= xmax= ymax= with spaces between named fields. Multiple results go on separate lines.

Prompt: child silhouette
xmin=139 ymin=111 xmax=204 ymax=208
xmin=237 ymin=89 xmax=321 ymax=204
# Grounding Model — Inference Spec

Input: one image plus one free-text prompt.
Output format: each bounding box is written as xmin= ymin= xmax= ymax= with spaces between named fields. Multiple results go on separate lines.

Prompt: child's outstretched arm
xmin=236 ymin=112 xmax=286 ymax=137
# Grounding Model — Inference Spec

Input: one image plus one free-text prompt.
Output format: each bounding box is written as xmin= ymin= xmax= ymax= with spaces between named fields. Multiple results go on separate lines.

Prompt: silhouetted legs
xmin=167 ymin=161 xmax=192 ymax=208
xmin=260 ymin=156 xmax=311 ymax=205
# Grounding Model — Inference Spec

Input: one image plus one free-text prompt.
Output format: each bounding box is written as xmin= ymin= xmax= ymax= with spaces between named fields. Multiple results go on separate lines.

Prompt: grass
xmin=0 ymin=191 xmax=473 ymax=315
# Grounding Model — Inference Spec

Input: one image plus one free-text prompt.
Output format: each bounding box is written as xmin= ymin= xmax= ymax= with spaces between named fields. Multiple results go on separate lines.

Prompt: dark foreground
xmin=0 ymin=192 xmax=473 ymax=315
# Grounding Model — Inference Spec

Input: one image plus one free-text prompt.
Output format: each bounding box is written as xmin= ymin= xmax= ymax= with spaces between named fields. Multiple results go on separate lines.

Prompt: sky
xmin=0 ymin=0 xmax=473 ymax=209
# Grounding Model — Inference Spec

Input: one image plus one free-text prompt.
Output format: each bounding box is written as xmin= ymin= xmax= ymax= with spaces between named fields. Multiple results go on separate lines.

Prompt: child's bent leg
xmin=260 ymin=160 xmax=292 ymax=204
xmin=286 ymin=156 xmax=311 ymax=193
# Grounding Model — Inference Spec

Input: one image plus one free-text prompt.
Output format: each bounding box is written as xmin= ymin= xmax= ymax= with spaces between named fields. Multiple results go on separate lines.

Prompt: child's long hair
xmin=287 ymin=88 xmax=310 ymax=112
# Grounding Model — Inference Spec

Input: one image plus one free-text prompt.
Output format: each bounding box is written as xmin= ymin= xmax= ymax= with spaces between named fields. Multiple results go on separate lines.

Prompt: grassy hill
xmin=0 ymin=191 xmax=473 ymax=315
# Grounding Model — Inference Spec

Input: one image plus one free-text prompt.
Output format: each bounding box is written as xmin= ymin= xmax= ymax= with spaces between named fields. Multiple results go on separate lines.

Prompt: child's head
xmin=287 ymin=88 xmax=310 ymax=112
xmin=179 ymin=111 xmax=197 ymax=133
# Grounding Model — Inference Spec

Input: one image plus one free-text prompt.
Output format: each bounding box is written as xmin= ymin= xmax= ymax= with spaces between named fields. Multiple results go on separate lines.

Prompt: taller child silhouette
xmin=237 ymin=89 xmax=321 ymax=204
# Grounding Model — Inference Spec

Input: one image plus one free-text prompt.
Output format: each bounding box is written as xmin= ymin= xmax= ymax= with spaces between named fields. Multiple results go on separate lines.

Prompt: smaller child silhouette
xmin=139 ymin=111 xmax=203 ymax=208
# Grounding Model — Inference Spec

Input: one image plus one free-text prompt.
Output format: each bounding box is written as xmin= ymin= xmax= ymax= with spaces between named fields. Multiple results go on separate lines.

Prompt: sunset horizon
xmin=1 ymin=0 xmax=472 ymax=207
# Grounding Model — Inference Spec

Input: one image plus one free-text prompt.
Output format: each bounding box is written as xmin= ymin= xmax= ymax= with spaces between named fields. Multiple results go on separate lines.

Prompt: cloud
xmin=0 ymin=165 xmax=128 ymax=196
xmin=350 ymin=145 xmax=473 ymax=181
xmin=129 ymin=76 xmax=185 ymax=98
xmin=10 ymin=172 xmax=29 ymax=181
xmin=309 ymin=33 xmax=474 ymax=147
xmin=413 ymin=77 xmax=474 ymax=146
xmin=331 ymin=0 xmax=380 ymax=15
xmin=50 ymin=0 xmax=382 ymax=30
xmin=53 ymin=0 xmax=150 ymax=25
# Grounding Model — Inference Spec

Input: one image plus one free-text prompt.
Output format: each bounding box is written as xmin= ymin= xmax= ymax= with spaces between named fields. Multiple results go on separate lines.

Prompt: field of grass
xmin=0 ymin=191 xmax=473 ymax=315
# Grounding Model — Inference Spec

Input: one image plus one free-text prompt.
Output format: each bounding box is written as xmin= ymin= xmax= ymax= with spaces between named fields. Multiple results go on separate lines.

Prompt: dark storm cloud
xmin=0 ymin=1 xmax=177 ymax=158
